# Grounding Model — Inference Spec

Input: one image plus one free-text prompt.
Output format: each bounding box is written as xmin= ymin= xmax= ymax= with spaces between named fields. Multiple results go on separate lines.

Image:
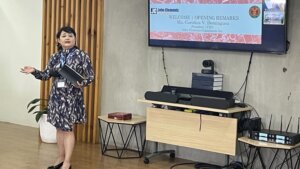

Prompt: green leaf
xmin=27 ymin=105 xmax=40 ymax=113
xmin=27 ymin=98 xmax=48 ymax=108
xmin=32 ymin=110 xmax=45 ymax=114
xmin=27 ymin=98 xmax=41 ymax=108
xmin=35 ymin=113 xmax=44 ymax=122
xmin=27 ymin=98 xmax=48 ymax=123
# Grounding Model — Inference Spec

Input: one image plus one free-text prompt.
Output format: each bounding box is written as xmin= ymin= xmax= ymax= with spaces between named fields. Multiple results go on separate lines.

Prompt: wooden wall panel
xmin=41 ymin=0 xmax=103 ymax=143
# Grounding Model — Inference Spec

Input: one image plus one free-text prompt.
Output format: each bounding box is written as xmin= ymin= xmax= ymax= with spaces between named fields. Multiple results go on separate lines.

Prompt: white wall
xmin=0 ymin=0 xmax=42 ymax=127
xmin=103 ymin=0 xmax=300 ymax=165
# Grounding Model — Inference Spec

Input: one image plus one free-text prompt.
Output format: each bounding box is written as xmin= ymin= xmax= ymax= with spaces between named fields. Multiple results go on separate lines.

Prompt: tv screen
xmin=148 ymin=0 xmax=288 ymax=54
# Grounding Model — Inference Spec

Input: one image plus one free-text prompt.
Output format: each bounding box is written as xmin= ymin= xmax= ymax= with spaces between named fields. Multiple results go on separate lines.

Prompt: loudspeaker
xmin=191 ymin=97 xmax=234 ymax=109
xmin=144 ymin=91 xmax=178 ymax=103
xmin=162 ymin=85 xmax=233 ymax=100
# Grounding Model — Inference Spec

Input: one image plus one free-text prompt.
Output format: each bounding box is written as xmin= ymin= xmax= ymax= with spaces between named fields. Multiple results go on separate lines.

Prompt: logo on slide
xmin=249 ymin=6 xmax=260 ymax=18
xmin=150 ymin=8 xmax=157 ymax=14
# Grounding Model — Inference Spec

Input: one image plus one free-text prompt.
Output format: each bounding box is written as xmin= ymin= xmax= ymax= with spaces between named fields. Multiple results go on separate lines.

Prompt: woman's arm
xmin=21 ymin=54 xmax=59 ymax=81
xmin=81 ymin=53 xmax=95 ymax=87
xmin=20 ymin=66 xmax=35 ymax=74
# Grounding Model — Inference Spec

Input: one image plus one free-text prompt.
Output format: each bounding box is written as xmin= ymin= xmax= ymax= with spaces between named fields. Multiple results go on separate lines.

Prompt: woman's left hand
xmin=73 ymin=81 xmax=83 ymax=88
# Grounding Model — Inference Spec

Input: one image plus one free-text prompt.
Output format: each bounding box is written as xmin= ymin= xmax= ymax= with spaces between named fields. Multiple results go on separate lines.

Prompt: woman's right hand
xmin=20 ymin=66 xmax=35 ymax=74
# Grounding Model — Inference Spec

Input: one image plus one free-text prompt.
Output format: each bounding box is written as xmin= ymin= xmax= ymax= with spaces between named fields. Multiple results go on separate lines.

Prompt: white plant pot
xmin=38 ymin=114 xmax=57 ymax=143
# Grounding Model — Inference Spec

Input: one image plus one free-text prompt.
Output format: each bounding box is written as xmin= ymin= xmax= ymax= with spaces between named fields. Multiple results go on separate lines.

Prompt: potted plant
xmin=27 ymin=98 xmax=57 ymax=143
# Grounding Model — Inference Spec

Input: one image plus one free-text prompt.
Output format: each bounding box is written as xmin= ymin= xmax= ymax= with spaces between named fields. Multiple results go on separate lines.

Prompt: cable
xmin=169 ymin=162 xmax=196 ymax=169
xmin=162 ymin=47 xmax=170 ymax=86
xmin=195 ymin=162 xmax=222 ymax=169
xmin=169 ymin=161 xmax=245 ymax=169
xmin=225 ymin=161 xmax=244 ymax=169
xmin=234 ymin=52 xmax=254 ymax=103
xmin=234 ymin=80 xmax=246 ymax=98
xmin=242 ymin=52 xmax=253 ymax=102
xmin=199 ymin=114 xmax=202 ymax=131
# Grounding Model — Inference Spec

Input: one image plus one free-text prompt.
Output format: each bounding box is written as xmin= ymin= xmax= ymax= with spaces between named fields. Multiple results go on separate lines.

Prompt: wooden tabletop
xmin=138 ymin=99 xmax=252 ymax=114
xmin=98 ymin=115 xmax=146 ymax=125
xmin=238 ymin=137 xmax=300 ymax=150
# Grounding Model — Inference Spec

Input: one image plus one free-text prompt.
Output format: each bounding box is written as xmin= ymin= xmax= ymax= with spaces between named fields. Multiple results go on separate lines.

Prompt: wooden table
xmin=238 ymin=137 xmax=300 ymax=169
xmin=98 ymin=115 xmax=146 ymax=159
xmin=138 ymin=99 xmax=252 ymax=164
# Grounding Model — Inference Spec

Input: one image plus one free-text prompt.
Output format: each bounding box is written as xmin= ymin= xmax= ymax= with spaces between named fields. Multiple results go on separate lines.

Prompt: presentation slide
xmin=149 ymin=0 xmax=263 ymax=44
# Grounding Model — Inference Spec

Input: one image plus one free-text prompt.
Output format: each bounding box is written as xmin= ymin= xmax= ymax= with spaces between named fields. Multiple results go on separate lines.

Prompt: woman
xmin=21 ymin=26 xmax=94 ymax=169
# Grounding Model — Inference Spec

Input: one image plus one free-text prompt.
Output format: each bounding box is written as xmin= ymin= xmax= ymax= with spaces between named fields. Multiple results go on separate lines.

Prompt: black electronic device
xmin=58 ymin=64 xmax=85 ymax=84
xmin=191 ymin=96 xmax=234 ymax=109
xmin=145 ymin=85 xmax=235 ymax=109
xmin=191 ymin=73 xmax=223 ymax=91
xmin=250 ymin=116 xmax=300 ymax=145
xmin=161 ymin=85 xmax=233 ymax=99
xmin=148 ymin=0 xmax=289 ymax=54
xmin=201 ymin=60 xmax=215 ymax=74
xmin=144 ymin=91 xmax=178 ymax=103
xmin=238 ymin=117 xmax=261 ymax=133
xmin=250 ymin=129 xmax=300 ymax=145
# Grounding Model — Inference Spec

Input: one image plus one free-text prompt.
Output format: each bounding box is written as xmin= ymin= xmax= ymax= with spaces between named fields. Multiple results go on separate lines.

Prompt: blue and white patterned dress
xmin=32 ymin=47 xmax=94 ymax=131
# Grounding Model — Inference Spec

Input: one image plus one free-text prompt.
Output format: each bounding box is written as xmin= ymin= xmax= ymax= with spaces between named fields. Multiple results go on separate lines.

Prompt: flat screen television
xmin=148 ymin=0 xmax=288 ymax=54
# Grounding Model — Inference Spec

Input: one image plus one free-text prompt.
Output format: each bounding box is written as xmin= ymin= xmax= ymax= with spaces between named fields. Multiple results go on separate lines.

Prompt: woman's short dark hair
xmin=56 ymin=26 xmax=77 ymax=51
xmin=56 ymin=26 xmax=76 ymax=39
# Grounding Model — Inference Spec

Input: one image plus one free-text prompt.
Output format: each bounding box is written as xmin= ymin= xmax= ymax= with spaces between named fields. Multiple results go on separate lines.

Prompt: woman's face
xmin=57 ymin=31 xmax=76 ymax=50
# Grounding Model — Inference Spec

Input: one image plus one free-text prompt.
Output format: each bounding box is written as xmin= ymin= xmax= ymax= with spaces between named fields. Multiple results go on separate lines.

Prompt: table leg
xmin=269 ymin=149 xmax=279 ymax=169
xmin=257 ymin=148 xmax=266 ymax=169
